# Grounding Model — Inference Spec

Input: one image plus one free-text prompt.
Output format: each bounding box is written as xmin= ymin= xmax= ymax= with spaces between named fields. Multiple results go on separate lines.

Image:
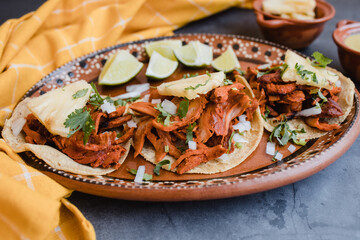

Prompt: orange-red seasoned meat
xmin=132 ymin=117 xmax=153 ymax=157
xmin=152 ymin=95 xmax=207 ymax=131
xmin=265 ymin=83 xmax=297 ymax=95
xmin=175 ymin=144 xmax=227 ymax=174
xmin=108 ymin=106 xmax=126 ymax=118
xmin=102 ymin=114 xmax=132 ymax=130
xmin=211 ymin=83 xmax=245 ymax=103
xmin=130 ymin=102 xmax=159 ymax=118
xmin=305 ymin=117 xmax=341 ymax=131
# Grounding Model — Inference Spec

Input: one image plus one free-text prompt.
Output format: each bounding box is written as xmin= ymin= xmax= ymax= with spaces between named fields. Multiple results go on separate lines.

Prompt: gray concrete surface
xmin=2 ymin=0 xmax=360 ymax=239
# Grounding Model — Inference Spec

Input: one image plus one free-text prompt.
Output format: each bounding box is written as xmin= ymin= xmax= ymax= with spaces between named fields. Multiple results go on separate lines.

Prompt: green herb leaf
xmin=64 ymin=107 xmax=95 ymax=144
xmin=235 ymin=68 xmax=245 ymax=76
xmin=72 ymin=89 xmax=88 ymax=99
xmin=185 ymin=79 xmax=210 ymax=91
xmin=186 ymin=122 xmax=196 ymax=143
xmin=257 ymin=64 xmax=288 ymax=78
xmin=128 ymin=169 xmax=153 ymax=181
xmin=114 ymin=96 xmax=140 ymax=106
xmin=177 ymin=99 xmax=189 ymax=118
xmin=223 ymin=79 xmax=233 ymax=85
xmin=154 ymin=104 xmax=173 ymax=126
xmin=89 ymin=82 xmax=104 ymax=107
xmin=311 ymin=51 xmax=333 ymax=68
xmin=235 ymin=142 xmax=243 ymax=149
xmin=183 ymin=73 xmax=199 ymax=79
xmin=272 ymin=151 xmax=279 ymax=162
xmin=262 ymin=106 xmax=270 ymax=121
xmin=269 ymin=118 xmax=305 ymax=146
xmin=293 ymin=138 xmax=307 ymax=146
xmin=295 ymin=63 xmax=318 ymax=83
xmin=153 ymin=160 xmax=171 ymax=176
xmin=228 ymin=131 xmax=236 ymax=153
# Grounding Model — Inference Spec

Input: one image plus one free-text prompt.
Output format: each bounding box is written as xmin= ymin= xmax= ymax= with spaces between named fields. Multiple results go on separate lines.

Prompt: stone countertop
xmin=2 ymin=1 xmax=360 ymax=239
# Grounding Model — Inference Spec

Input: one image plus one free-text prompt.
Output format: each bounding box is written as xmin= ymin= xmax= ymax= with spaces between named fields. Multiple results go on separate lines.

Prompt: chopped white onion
xmin=188 ymin=140 xmax=197 ymax=150
xmin=142 ymin=94 xmax=150 ymax=103
xmin=233 ymin=133 xmax=248 ymax=143
xmin=126 ymin=83 xmax=150 ymax=93
xmin=161 ymin=99 xmax=177 ymax=115
xmin=274 ymin=152 xmax=283 ymax=161
xmin=335 ymin=80 xmax=341 ymax=87
xmin=238 ymin=115 xmax=247 ymax=123
xmin=114 ymin=91 xmax=141 ymax=99
xmin=127 ymin=120 xmax=137 ymax=128
xmin=100 ymin=99 xmax=116 ymax=114
xmin=233 ymin=121 xmax=251 ymax=132
xmin=134 ymin=165 xmax=145 ymax=183
xmin=258 ymin=63 xmax=271 ymax=70
xmin=296 ymin=105 xmax=322 ymax=117
xmin=151 ymin=99 xmax=161 ymax=104
xmin=218 ymin=154 xmax=230 ymax=161
xmin=11 ymin=117 xmax=27 ymax=136
xmin=266 ymin=142 xmax=276 ymax=156
xmin=288 ymin=144 xmax=296 ymax=153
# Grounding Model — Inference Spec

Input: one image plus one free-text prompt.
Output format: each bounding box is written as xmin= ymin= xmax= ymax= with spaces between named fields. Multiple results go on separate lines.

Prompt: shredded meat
xmin=130 ymin=102 xmax=159 ymax=118
xmin=305 ymin=117 xmax=341 ymax=131
xmin=246 ymin=66 xmax=344 ymax=132
xmin=23 ymin=104 xmax=134 ymax=169
xmin=131 ymin=74 xmax=259 ymax=174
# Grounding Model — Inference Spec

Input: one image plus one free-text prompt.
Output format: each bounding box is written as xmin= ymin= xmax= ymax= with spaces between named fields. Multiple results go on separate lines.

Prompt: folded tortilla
xmin=2 ymin=98 xmax=131 ymax=176
xmin=264 ymin=67 xmax=355 ymax=139
xmin=139 ymin=76 xmax=264 ymax=174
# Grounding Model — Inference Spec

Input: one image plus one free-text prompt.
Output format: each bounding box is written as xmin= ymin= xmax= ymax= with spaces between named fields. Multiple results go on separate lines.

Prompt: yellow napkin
xmin=0 ymin=0 xmax=253 ymax=239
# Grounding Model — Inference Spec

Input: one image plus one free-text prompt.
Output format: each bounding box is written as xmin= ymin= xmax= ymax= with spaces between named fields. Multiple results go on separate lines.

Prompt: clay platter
xmin=19 ymin=34 xmax=360 ymax=201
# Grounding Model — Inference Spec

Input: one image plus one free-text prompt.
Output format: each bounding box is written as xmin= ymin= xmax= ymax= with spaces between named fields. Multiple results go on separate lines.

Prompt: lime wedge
xmin=174 ymin=41 xmax=213 ymax=67
xmin=145 ymin=51 xmax=178 ymax=80
xmin=99 ymin=50 xmax=143 ymax=85
xmin=145 ymin=40 xmax=182 ymax=61
xmin=212 ymin=46 xmax=240 ymax=73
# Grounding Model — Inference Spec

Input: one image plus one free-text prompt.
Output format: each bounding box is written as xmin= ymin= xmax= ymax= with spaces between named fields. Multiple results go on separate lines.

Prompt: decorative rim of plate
xmin=20 ymin=33 xmax=359 ymax=192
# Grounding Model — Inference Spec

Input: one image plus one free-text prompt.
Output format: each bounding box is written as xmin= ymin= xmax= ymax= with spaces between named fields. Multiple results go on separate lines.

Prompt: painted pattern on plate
xmin=20 ymin=34 xmax=360 ymax=199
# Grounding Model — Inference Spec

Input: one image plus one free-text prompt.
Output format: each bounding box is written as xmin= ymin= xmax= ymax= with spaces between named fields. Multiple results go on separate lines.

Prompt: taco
xmin=129 ymin=71 xmax=264 ymax=174
xmin=246 ymin=50 xmax=355 ymax=144
xmin=2 ymin=80 xmax=135 ymax=175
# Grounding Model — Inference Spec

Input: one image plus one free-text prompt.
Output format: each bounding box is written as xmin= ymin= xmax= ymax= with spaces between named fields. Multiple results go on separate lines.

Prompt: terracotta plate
xmin=20 ymin=34 xmax=360 ymax=201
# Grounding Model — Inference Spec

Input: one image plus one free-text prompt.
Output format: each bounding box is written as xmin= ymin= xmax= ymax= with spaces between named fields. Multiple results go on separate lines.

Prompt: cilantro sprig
xmin=311 ymin=51 xmax=333 ymax=68
xmin=154 ymin=160 xmax=171 ymax=176
xmin=186 ymin=122 xmax=196 ymax=143
xmin=262 ymin=106 xmax=270 ymax=121
xmin=269 ymin=118 xmax=306 ymax=146
xmin=154 ymin=104 xmax=173 ymax=126
xmin=64 ymin=107 xmax=95 ymax=144
xmin=228 ymin=131 xmax=236 ymax=153
xmin=177 ymin=99 xmax=189 ymax=118
xmin=257 ymin=63 xmax=288 ymax=78
xmin=295 ymin=63 xmax=318 ymax=83
xmin=235 ymin=68 xmax=245 ymax=76
xmin=183 ymin=73 xmax=199 ymax=79
xmin=72 ymin=89 xmax=88 ymax=99
xmin=223 ymin=79 xmax=233 ymax=85
xmin=185 ymin=79 xmax=210 ymax=91
xmin=89 ymin=82 xmax=104 ymax=107
xmin=128 ymin=169 xmax=153 ymax=181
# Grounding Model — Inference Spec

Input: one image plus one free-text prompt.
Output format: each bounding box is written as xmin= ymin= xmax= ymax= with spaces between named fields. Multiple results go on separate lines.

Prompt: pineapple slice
xmin=282 ymin=50 xmax=338 ymax=90
xmin=157 ymin=71 xmax=225 ymax=100
xmin=27 ymin=80 xmax=92 ymax=137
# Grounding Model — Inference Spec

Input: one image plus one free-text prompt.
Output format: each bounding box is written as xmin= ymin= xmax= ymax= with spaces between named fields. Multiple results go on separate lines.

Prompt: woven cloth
xmin=0 ymin=0 xmax=253 ymax=239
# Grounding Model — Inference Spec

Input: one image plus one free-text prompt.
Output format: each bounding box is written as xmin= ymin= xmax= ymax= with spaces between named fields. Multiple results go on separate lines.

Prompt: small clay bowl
xmin=253 ymin=0 xmax=335 ymax=49
xmin=333 ymin=20 xmax=360 ymax=83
